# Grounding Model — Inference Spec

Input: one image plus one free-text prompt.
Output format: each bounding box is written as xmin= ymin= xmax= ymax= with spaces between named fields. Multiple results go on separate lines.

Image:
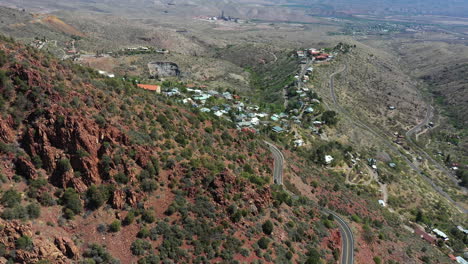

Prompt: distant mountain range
xmin=2 ymin=0 xmax=468 ymax=18
xmin=279 ymin=0 xmax=468 ymax=17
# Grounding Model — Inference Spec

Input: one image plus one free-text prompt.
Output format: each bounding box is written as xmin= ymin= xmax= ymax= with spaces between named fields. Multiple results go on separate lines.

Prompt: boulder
xmin=54 ymin=236 xmax=79 ymax=260
xmin=112 ymin=189 xmax=126 ymax=209
xmin=15 ymin=156 xmax=38 ymax=180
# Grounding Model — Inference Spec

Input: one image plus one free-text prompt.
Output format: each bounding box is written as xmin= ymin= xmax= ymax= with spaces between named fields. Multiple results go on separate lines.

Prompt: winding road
xmin=265 ymin=141 xmax=354 ymax=264
xmin=405 ymin=104 xmax=466 ymax=190
xmin=328 ymin=65 xmax=467 ymax=213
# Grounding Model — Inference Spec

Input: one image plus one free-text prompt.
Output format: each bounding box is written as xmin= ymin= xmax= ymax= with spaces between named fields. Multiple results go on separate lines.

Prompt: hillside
xmin=0 ymin=35 xmax=455 ymax=263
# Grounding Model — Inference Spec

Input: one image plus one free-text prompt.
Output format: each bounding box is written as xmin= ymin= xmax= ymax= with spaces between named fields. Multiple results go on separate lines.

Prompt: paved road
xmin=264 ymin=141 xmax=284 ymax=185
xmin=406 ymin=104 xmax=434 ymax=137
xmin=328 ymin=65 xmax=467 ymax=213
xmin=325 ymin=209 xmax=355 ymax=264
xmin=265 ymin=141 xmax=354 ymax=264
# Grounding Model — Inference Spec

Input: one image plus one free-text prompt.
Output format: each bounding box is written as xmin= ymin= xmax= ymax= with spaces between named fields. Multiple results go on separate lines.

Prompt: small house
xmin=456 ymin=256 xmax=468 ymax=264
xmin=414 ymin=227 xmax=436 ymax=244
xmin=294 ymin=139 xmax=304 ymax=147
xmin=137 ymin=84 xmax=161 ymax=93
xmin=272 ymin=126 xmax=285 ymax=133
xmin=305 ymin=107 xmax=314 ymax=113
xmin=432 ymin=229 xmax=449 ymax=241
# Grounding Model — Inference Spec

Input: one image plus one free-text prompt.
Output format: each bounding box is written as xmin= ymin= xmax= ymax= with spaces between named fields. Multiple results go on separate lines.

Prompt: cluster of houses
xmin=296 ymin=48 xmax=334 ymax=63
xmin=139 ymin=83 xmax=325 ymax=137
xmin=413 ymin=225 xmax=468 ymax=263
xmin=119 ymin=46 xmax=169 ymax=55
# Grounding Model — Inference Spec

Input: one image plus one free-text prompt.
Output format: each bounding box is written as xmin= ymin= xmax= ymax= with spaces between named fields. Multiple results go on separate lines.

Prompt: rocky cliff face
xmin=147 ymin=61 xmax=180 ymax=78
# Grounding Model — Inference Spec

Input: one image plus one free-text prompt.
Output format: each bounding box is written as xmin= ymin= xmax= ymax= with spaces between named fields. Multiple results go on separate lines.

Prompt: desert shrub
xmin=99 ymin=155 xmax=113 ymax=179
xmin=373 ymin=256 xmax=382 ymax=264
xmin=262 ymin=220 xmax=274 ymax=235
xmin=57 ymin=159 xmax=72 ymax=174
xmin=138 ymin=254 xmax=159 ymax=264
xmin=272 ymin=189 xmax=292 ymax=207
xmin=351 ymin=214 xmax=362 ymax=223
xmin=257 ymin=237 xmax=270 ymax=250
xmin=1 ymin=189 xmax=22 ymax=208
xmin=141 ymin=210 xmax=155 ymax=223
xmin=191 ymin=196 xmax=217 ymax=219
xmin=94 ymin=114 xmax=107 ymax=127
xmin=38 ymin=192 xmax=56 ymax=206
xmin=15 ymin=236 xmax=33 ymax=251
xmin=26 ymin=203 xmax=41 ymax=219
xmin=61 ymin=188 xmax=82 ymax=218
xmin=108 ymin=220 xmax=121 ymax=233
xmin=131 ymin=239 xmax=152 ymax=256
xmin=114 ymin=172 xmax=129 ymax=184
xmin=137 ymin=227 xmax=150 ymax=238
xmin=305 ymin=248 xmax=321 ymax=264
xmin=86 ymin=185 xmax=107 ymax=210
xmin=148 ymin=227 xmax=158 ymax=241
xmin=31 ymin=155 xmax=43 ymax=168
xmin=123 ymin=211 xmax=135 ymax=226
xmin=0 ymin=50 xmax=6 ymax=67
xmin=363 ymin=224 xmax=374 ymax=244
xmin=140 ymin=179 xmax=157 ymax=193
xmin=97 ymin=224 xmax=107 ymax=233
xmin=83 ymin=243 xmax=119 ymax=264
xmin=1 ymin=205 xmax=27 ymax=220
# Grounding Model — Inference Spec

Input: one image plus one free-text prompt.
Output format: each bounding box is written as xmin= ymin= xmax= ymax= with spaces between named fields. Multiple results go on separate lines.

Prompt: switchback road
xmin=406 ymin=105 xmax=466 ymax=190
xmin=328 ymin=65 xmax=467 ymax=213
xmin=265 ymin=141 xmax=354 ymax=264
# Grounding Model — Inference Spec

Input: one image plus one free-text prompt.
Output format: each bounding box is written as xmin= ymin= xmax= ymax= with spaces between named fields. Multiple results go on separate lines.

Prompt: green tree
xmin=322 ymin=110 xmax=338 ymax=126
xmin=262 ymin=220 xmax=274 ymax=235
xmin=257 ymin=237 xmax=270 ymax=250
xmin=86 ymin=185 xmax=106 ymax=210
xmin=1 ymin=189 xmax=22 ymax=208
xmin=61 ymin=188 xmax=82 ymax=218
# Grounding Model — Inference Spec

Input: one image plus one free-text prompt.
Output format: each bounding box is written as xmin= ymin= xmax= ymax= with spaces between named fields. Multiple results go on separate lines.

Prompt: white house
xmin=432 ymin=229 xmax=449 ymax=241
xmin=294 ymin=139 xmax=304 ymax=147
xmin=325 ymin=155 xmax=334 ymax=165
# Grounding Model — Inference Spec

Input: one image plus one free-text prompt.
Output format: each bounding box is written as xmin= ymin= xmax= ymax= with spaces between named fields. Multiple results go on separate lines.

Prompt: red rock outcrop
xmin=15 ymin=156 xmax=38 ymax=180
xmin=54 ymin=236 xmax=79 ymax=260
xmin=0 ymin=219 xmax=69 ymax=263
xmin=112 ymin=189 xmax=126 ymax=209
xmin=0 ymin=116 xmax=15 ymax=142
